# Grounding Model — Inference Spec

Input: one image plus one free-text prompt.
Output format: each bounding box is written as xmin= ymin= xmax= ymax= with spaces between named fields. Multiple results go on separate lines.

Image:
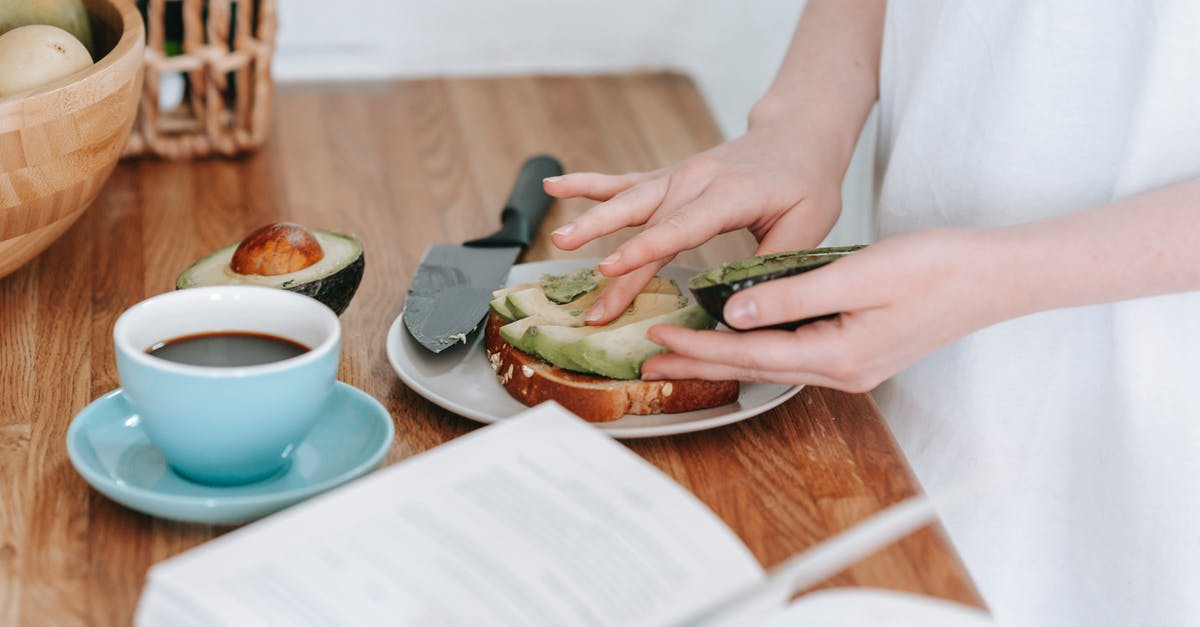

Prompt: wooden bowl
xmin=0 ymin=0 xmax=144 ymax=279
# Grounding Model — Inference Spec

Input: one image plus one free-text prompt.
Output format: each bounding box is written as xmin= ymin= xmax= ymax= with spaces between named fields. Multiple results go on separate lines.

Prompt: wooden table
xmin=0 ymin=73 xmax=982 ymax=624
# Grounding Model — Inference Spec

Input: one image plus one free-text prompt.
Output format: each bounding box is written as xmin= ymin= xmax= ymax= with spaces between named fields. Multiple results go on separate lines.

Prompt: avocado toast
xmin=484 ymin=268 xmax=739 ymax=422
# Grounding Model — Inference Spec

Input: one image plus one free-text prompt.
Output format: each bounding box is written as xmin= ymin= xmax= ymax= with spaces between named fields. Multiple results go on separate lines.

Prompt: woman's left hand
xmin=642 ymin=228 xmax=1014 ymax=391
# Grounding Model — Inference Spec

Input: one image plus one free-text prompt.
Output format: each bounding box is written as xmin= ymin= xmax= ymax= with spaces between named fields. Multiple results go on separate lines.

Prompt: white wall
xmin=273 ymin=0 xmax=874 ymax=245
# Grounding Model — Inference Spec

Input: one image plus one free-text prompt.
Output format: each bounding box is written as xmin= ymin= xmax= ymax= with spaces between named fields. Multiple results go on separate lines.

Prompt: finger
xmin=585 ymin=258 xmax=672 ymax=325
xmin=598 ymin=183 xmax=743 ymax=276
xmin=542 ymin=171 xmax=651 ymax=201
xmin=722 ymin=253 xmax=882 ymax=330
xmin=645 ymin=324 xmax=842 ymax=373
xmin=551 ymin=178 xmax=669 ymax=251
xmin=647 ymin=321 xmax=889 ymax=392
xmin=640 ymin=352 xmax=844 ymax=388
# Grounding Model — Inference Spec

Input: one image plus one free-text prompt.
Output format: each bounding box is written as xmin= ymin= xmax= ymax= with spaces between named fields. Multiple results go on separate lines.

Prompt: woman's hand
xmin=639 ymin=229 xmax=1012 ymax=391
xmin=543 ymin=0 xmax=884 ymax=325
xmin=639 ymin=171 xmax=1200 ymax=391
xmin=545 ymin=123 xmax=844 ymax=324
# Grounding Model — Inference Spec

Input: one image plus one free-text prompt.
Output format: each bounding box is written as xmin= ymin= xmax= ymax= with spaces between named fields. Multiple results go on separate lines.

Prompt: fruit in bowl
xmin=0 ymin=0 xmax=94 ymax=51
xmin=0 ymin=25 xmax=94 ymax=97
xmin=0 ymin=0 xmax=144 ymax=280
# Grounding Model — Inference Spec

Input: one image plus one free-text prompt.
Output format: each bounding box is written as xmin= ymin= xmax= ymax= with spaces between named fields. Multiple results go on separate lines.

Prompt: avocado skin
xmin=281 ymin=252 xmax=364 ymax=315
xmin=688 ymin=245 xmax=864 ymax=331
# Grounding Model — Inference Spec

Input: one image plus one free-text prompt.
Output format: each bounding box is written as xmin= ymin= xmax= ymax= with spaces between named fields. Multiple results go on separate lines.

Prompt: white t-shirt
xmin=874 ymin=2 xmax=1200 ymax=626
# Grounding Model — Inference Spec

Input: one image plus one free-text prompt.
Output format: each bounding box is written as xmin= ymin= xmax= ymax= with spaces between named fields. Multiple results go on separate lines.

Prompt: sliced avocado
xmin=489 ymin=295 xmax=515 ymax=321
xmin=507 ymin=274 xmax=685 ymax=330
xmin=523 ymin=326 xmax=594 ymax=371
xmin=525 ymin=293 xmax=686 ymax=372
xmin=498 ymin=264 xmax=697 ymax=378
xmin=489 ymin=282 xmax=537 ymax=321
xmin=176 ymin=229 xmax=364 ymax=315
xmin=498 ymin=316 xmax=546 ymax=353
xmin=540 ymin=267 xmax=603 ymax=304
xmin=688 ymin=245 xmax=865 ymax=330
xmin=538 ymin=269 xmax=681 ymax=303
xmin=568 ymin=304 xmax=715 ymax=380
xmin=506 ymin=287 xmax=602 ymax=326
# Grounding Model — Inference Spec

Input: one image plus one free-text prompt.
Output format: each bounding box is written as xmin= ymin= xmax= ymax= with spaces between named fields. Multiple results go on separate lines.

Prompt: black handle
xmin=464 ymin=154 xmax=564 ymax=248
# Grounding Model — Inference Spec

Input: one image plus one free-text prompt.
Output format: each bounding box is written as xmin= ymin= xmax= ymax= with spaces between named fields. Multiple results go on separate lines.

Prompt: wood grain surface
xmin=0 ymin=74 xmax=982 ymax=625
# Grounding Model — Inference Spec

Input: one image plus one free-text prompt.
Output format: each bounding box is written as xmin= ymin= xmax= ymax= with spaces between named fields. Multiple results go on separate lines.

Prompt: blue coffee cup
xmin=114 ymin=286 xmax=340 ymax=485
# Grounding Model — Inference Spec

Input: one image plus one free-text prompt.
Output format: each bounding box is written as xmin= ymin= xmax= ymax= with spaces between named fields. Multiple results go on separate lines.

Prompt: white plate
xmin=386 ymin=259 xmax=801 ymax=438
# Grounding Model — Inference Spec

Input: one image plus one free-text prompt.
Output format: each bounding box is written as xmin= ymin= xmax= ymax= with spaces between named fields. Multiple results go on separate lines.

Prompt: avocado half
xmin=176 ymin=229 xmax=365 ymax=315
xmin=688 ymin=245 xmax=865 ymax=331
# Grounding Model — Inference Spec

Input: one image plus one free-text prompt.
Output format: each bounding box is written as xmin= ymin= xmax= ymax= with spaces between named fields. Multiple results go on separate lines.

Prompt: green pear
xmin=0 ymin=0 xmax=93 ymax=55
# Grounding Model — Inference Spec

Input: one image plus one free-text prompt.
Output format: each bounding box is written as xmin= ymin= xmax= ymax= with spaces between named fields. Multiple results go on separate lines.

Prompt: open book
xmin=136 ymin=403 xmax=994 ymax=627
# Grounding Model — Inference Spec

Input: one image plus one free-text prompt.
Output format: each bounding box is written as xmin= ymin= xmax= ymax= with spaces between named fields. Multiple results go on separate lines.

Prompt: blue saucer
xmin=66 ymin=382 xmax=394 ymax=525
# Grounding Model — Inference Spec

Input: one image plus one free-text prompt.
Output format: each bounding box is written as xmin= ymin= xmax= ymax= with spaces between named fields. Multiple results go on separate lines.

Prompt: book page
xmin=137 ymin=403 xmax=765 ymax=627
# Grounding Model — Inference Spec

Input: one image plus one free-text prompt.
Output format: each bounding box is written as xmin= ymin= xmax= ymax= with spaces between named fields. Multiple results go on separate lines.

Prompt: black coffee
xmin=147 ymin=331 xmax=310 ymax=367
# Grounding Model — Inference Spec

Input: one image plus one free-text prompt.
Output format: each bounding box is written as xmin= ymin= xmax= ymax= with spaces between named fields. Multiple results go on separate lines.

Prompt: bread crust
xmin=484 ymin=312 xmax=739 ymax=422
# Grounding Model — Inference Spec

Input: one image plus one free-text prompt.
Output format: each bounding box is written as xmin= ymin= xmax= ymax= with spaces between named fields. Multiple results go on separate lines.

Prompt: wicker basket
xmin=123 ymin=0 xmax=277 ymax=159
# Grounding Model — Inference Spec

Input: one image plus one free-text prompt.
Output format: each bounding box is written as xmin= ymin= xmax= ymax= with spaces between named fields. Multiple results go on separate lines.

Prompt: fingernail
xmin=600 ymin=251 xmax=621 ymax=267
xmin=543 ymin=176 xmax=563 ymax=184
xmin=726 ymin=298 xmax=758 ymax=326
xmin=585 ymin=302 xmax=606 ymax=323
xmin=552 ymin=223 xmax=575 ymax=237
xmin=642 ymin=369 xmax=664 ymax=381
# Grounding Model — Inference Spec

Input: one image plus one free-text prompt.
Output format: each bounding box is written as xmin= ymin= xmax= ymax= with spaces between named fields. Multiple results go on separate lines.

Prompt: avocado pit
xmin=230 ymin=222 xmax=324 ymax=276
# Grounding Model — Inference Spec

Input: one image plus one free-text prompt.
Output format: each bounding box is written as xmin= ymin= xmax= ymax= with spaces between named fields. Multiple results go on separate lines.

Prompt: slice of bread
xmin=484 ymin=312 xmax=739 ymax=422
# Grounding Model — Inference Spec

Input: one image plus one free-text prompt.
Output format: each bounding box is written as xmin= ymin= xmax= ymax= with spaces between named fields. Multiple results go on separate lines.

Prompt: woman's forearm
xmin=985 ymin=177 xmax=1200 ymax=320
xmin=748 ymin=0 xmax=885 ymax=177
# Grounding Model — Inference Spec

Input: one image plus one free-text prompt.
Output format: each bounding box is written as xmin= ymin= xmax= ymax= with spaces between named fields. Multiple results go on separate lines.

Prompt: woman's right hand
xmin=543 ymin=122 xmax=845 ymax=324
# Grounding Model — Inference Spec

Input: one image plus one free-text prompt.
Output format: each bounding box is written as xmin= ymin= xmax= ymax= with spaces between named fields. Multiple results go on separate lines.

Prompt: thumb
xmin=722 ymin=254 xmax=879 ymax=330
